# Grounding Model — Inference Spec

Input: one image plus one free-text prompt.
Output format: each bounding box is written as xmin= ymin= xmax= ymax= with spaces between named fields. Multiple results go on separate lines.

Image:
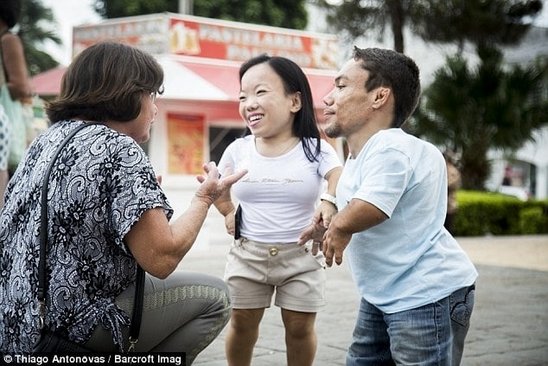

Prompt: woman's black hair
xmin=0 ymin=0 xmax=21 ymax=29
xmin=239 ymin=54 xmax=321 ymax=162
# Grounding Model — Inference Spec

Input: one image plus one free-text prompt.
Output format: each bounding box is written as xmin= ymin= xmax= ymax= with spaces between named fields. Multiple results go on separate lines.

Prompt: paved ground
xmin=177 ymin=213 xmax=548 ymax=366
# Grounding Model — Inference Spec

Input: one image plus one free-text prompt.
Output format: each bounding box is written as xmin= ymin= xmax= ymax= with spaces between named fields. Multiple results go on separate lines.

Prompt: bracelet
xmin=320 ymin=193 xmax=337 ymax=206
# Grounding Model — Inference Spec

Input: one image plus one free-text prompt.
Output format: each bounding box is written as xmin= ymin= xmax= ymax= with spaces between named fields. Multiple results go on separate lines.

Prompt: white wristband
xmin=320 ymin=193 xmax=337 ymax=206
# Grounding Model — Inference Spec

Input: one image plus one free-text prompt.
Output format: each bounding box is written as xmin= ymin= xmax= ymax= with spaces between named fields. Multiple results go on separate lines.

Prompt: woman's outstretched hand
xmin=195 ymin=162 xmax=247 ymax=206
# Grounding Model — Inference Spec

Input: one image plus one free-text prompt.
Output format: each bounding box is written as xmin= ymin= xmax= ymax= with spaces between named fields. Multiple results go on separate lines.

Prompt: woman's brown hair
xmin=46 ymin=41 xmax=163 ymax=124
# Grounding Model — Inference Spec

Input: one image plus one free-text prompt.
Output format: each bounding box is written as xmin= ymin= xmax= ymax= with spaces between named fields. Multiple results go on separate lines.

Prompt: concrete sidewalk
xmin=179 ymin=227 xmax=548 ymax=366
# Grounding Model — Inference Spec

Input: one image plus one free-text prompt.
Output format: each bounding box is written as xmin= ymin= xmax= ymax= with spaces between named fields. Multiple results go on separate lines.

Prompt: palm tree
xmin=314 ymin=0 xmax=408 ymax=53
xmin=18 ymin=0 xmax=61 ymax=75
xmin=314 ymin=0 xmax=543 ymax=55
xmin=409 ymin=47 xmax=548 ymax=189
xmin=410 ymin=0 xmax=543 ymax=54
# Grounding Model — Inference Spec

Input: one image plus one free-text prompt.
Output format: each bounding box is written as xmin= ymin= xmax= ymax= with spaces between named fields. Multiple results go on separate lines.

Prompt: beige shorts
xmin=224 ymin=238 xmax=326 ymax=313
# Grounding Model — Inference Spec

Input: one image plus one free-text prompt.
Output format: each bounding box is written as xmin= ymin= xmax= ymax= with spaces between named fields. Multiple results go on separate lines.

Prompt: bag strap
xmin=128 ymin=267 xmax=145 ymax=351
xmin=38 ymin=122 xmax=145 ymax=349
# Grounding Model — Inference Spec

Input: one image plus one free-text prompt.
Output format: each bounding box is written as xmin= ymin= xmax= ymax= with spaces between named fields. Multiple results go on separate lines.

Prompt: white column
xmin=535 ymin=165 xmax=548 ymax=200
xmin=178 ymin=0 xmax=193 ymax=14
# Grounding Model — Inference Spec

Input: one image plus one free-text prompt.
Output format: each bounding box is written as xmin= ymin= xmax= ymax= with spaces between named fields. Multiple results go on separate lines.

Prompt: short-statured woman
xmin=215 ymin=55 xmax=342 ymax=366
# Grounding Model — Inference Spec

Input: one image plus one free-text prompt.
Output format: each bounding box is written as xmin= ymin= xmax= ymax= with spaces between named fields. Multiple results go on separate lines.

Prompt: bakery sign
xmin=73 ymin=13 xmax=338 ymax=70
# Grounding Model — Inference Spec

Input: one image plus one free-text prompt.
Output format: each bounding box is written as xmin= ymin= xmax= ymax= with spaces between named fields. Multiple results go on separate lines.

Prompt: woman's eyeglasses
xmin=149 ymin=85 xmax=164 ymax=103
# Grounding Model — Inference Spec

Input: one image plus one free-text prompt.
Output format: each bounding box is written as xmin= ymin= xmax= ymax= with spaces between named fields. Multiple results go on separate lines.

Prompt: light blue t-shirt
xmin=337 ymin=128 xmax=478 ymax=313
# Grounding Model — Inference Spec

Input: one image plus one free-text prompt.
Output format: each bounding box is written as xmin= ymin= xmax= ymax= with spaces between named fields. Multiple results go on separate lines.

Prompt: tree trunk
xmin=460 ymin=143 xmax=491 ymax=190
xmin=387 ymin=0 xmax=405 ymax=53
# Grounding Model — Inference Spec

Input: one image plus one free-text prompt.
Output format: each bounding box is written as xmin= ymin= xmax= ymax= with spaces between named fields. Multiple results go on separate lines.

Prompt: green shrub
xmin=519 ymin=207 xmax=548 ymax=234
xmin=453 ymin=190 xmax=548 ymax=236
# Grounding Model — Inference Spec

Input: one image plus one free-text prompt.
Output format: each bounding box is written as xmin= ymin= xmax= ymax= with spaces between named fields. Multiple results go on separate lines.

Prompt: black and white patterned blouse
xmin=0 ymin=120 xmax=173 ymax=353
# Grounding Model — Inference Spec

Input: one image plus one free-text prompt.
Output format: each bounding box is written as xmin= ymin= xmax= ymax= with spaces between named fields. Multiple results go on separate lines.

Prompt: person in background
xmin=502 ymin=164 xmax=512 ymax=186
xmin=214 ymin=54 xmax=342 ymax=366
xmin=444 ymin=150 xmax=462 ymax=235
xmin=0 ymin=41 xmax=246 ymax=364
xmin=0 ymin=0 xmax=33 ymax=207
xmin=302 ymin=46 xmax=477 ymax=365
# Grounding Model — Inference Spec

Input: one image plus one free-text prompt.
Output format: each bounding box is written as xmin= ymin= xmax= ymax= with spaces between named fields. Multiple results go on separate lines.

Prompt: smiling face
xmin=238 ymin=63 xmax=301 ymax=141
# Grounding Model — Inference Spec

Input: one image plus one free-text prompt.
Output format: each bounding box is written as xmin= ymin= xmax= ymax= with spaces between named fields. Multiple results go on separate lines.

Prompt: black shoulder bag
xmin=33 ymin=123 xmax=145 ymax=353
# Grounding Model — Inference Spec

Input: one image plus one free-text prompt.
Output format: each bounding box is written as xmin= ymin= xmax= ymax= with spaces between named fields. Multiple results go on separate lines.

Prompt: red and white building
xmin=31 ymin=13 xmax=343 ymax=230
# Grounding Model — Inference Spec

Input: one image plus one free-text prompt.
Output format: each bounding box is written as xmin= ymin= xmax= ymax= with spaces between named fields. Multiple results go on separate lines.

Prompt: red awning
xmin=31 ymin=67 xmax=67 ymax=96
xmin=306 ymin=69 xmax=337 ymax=108
xmin=175 ymin=55 xmax=336 ymax=107
xmin=31 ymin=55 xmax=336 ymax=107
xmin=175 ymin=56 xmax=240 ymax=100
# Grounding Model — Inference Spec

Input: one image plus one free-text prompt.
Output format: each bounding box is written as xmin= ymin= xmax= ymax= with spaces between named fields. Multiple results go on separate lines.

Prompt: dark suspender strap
xmin=38 ymin=122 xmax=144 ymax=348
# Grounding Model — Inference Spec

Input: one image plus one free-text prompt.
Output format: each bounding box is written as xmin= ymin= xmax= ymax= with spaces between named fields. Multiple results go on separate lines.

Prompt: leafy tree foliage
xmin=314 ymin=0 xmax=409 ymax=52
xmin=406 ymin=1 xmax=545 ymax=190
xmin=94 ymin=0 xmax=178 ymax=17
xmin=314 ymin=0 xmax=543 ymax=54
xmin=317 ymin=0 xmax=545 ymax=190
xmin=93 ymin=0 xmax=308 ymax=29
xmin=18 ymin=0 xmax=61 ymax=75
xmin=408 ymin=48 xmax=548 ymax=189
xmin=410 ymin=0 xmax=543 ymax=52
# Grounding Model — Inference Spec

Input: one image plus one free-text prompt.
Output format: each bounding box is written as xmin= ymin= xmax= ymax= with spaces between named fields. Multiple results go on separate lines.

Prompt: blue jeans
xmin=346 ymin=284 xmax=475 ymax=366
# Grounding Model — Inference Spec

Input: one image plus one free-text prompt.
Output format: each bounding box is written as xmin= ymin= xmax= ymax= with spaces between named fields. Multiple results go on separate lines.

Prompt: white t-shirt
xmin=337 ymin=128 xmax=478 ymax=313
xmin=219 ymin=135 xmax=341 ymax=243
